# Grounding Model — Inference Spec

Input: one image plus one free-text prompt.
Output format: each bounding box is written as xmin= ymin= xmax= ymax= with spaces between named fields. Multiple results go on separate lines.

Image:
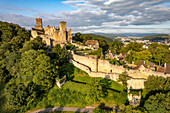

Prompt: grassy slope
xmin=59 ymin=63 xmax=126 ymax=107
xmin=28 ymin=63 xmax=126 ymax=112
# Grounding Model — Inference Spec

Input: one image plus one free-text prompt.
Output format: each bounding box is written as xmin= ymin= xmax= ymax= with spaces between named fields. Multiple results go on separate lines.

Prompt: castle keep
xmin=31 ymin=18 xmax=72 ymax=47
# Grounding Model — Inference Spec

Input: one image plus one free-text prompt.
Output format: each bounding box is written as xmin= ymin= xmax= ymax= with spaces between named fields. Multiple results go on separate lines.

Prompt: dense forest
xmin=0 ymin=21 xmax=70 ymax=112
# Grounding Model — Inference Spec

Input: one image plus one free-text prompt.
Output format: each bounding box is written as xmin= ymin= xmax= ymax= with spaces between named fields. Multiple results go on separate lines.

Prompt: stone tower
xmin=59 ymin=21 xmax=67 ymax=41
xmin=35 ymin=18 xmax=43 ymax=30
xmin=59 ymin=21 xmax=67 ymax=31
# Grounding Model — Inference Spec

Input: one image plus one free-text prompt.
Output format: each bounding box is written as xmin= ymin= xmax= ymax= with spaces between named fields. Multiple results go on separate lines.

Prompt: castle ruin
xmin=31 ymin=18 xmax=72 ymax=47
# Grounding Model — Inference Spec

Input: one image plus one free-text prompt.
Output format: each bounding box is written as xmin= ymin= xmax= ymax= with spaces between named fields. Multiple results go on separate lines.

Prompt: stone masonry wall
xmin=70 ymin=51 xmax=170 ymax=89
xmin=98 ymin=59 xmax=125 ymax=73
xmin=71 ymin=52 xmax=97 ymax=71
xmin=72 ymin=43 xmax=91 ymax=50
xmin=69 ymin=58 xmax=119 ymax=81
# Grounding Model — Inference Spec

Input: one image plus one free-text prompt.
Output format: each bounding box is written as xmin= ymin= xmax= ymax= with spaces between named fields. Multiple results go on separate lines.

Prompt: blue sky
xmin=0 ymin=0 xmax=170 ymax=34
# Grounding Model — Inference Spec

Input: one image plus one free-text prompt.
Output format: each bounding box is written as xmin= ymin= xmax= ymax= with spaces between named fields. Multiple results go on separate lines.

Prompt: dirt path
xmin=30 ymin=107 xmax=94 ymax=113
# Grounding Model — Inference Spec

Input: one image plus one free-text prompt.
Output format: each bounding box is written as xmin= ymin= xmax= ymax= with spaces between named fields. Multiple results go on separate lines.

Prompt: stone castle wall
xmin=69 ymin=58 xmax=119 ymax=81
xmin=98 ymin=59 xmax=125 ymax=73
xmin=72 ymin=52 xmax=97 ymax=71
xmin=72 ymin=43 xmax=92 ymax=50
xmin=70 ymin=51 xmax=170 ymax=89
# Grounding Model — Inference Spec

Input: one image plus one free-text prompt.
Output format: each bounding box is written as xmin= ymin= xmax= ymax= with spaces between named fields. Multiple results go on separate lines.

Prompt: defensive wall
xmin=70 ymin=51 xmax=170 ymax=89
xmin=69 ymin=58 xmax=119 ymax=82
xmin=72 ymin=43 xmax=92 ymax=50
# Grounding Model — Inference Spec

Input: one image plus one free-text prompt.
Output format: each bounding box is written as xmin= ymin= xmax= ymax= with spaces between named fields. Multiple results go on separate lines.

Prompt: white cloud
xmin=104 ymin=0 xmax=124 ymax=5
xmin=0 ymin=0 xmax=170 ymax=33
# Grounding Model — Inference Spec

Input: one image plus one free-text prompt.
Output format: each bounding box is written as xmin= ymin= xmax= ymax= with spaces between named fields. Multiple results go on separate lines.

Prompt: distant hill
xmin=141 ymin=34 xmax=170 ymax=41
xmin=83 ymin=34 xmax=113 ymax=43
xmin=95 ymin=33 xmax=169 ymax=38
xmin=97 ymin=33 xmax=123 ymax=39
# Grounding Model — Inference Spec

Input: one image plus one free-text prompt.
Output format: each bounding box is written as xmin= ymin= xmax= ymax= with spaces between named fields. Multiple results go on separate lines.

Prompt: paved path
xmin=30 ymin=107 xmax=94 ymax=113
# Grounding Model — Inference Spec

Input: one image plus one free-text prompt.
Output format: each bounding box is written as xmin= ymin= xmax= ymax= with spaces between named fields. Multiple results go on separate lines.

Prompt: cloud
xmin=0 ymin=13 xmax=34 ymax=27
xmin=62 ymin=0 xmax=85 ymax=4
xmin=0 ymin=6 xmax=24 ymax=11
xmin=62 ymin=0 xmax=170 ymax=27
xmin=0 ymin=0 xmax=170 ymax=33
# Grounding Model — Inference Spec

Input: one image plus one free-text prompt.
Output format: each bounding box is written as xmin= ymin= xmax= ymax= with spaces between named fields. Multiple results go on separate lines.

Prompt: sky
xmin=0 ymin=0 xmax=170 ymax=34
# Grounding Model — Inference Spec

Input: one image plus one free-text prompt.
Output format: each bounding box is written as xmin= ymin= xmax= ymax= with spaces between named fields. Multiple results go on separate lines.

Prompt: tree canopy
xmin=109 ymin=41 xmax=124 ymax=55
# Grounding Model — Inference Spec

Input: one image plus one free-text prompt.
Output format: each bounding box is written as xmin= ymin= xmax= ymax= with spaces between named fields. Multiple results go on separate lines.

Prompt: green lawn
xmin=62 ymin=81 xmax=90 ymax=94
xmin=72 ymin=73 xmax=125 ymax=92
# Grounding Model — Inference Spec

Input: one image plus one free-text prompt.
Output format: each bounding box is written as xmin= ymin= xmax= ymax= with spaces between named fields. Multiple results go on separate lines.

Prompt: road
xmin=30 ymin=107 xmax=94 ymax=113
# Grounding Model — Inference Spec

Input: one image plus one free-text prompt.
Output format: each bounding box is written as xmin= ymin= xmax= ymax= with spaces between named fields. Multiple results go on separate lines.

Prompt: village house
xmin=157 ymin=63 xmax=170 ymax=74
xmin=85 ymin=40 xmax=99 ymax=49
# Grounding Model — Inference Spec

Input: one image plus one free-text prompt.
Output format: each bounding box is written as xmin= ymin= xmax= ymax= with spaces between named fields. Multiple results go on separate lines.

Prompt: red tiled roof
xmin=85 ymin=40 xmax=99 ymax=46
xmin=157 ymin=67 xmax=165 ymax=73
xmin=133 ymin=61 xmax=147 ymax=70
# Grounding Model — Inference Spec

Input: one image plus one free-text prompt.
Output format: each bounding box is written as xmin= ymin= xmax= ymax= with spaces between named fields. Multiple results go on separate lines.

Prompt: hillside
xmin=83 ymin=33 xmax=113 ymax=43
xmin=141 ymin=34 xmax=170 ymax=41
xmin=97 ymin=33 xmax=123 ymax=39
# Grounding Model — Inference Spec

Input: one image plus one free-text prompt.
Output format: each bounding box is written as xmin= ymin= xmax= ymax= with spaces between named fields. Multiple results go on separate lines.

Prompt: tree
xmin=5 ymin=79 xmax=28 ymax=110
xmin=86 ymin=78 xmax=105 ymax=103
xmin=0 ymin=42 xmax=11 ymax=60
xmin=19 ymin=50 xmax=40 ymax=85
xmin=19 ymin=50 xmax=56 ymax=89
xmin=123 ymin=105 xmax=143 ymax=113
xmin=5 ymin=79 xmax=39 ymax=111
xmin=33 ymin=54 xmax=57 ymax=88
xmin=51 ymin=44 xmax=70 ymax=67
xmin=0 ymin=64 xmax=10 ymax=84
xmin=10 ymin=36 xmax=24 ymax=51
xmin=164 ymin=51 xmax=170 ymax=64
xmin=0 ymin=30 xmax=2 ymax=42
xmin=125 ymin=51 xmax=135 ymax=64
xmin=148 ymin=42 xmax=161 ymax=54
xmin=93 ymin=38 xmax=109 ymax=52
xmin=148 ymin=42 xmax=169 ymax=65
xmin=82 ymin=34 xmax=92 ymax=44
xmin=19 ymin=41 xmax=34 ymax=53
xmin=152 ymin=47 xmax=166 ymax=65
xmin=2 ymin=52 xmax=20 ymax=77
xmin=109 ymin=41 xmax=124 ymax=54
xmin=0 ymin=21 xmax=30 ymax=42
xmin=133 ymin=50 xmax=152 ymax=65
xmin=144 ymin=75 xmax=170 ymax=93
xmin=144 ymin=93 xmax=169 ymax=113
xmin=73 ymin=32 xmax=83 ymax=42
xmin=120 ymin=42 xmax=143 ymax=53
xmin=31 ymin=36 xmax=46 ymax=50
xmin=117 ymin=72 xmax=130 ymax=86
